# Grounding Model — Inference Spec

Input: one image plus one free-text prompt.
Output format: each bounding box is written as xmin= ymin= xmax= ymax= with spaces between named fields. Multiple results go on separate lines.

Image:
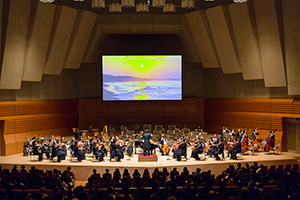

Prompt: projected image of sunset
xmin=102 ymin=55 xmax=182 ymax=101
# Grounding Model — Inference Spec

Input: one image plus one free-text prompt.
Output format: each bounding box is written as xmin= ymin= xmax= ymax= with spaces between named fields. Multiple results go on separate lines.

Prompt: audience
xmin=0 ymin=163 xmax=299 ymax=200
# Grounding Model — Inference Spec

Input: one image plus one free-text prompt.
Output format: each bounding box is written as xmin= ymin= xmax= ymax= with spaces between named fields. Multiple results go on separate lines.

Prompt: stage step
xmin=138 ymin=155 xmax=158 ymax=162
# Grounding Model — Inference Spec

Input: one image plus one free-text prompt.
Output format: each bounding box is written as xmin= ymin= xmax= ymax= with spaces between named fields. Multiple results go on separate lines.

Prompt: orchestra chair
xmin=249 ymin=144 xmax=258 ymax=156
xmin=236 ymin=149 xmax=244 ymax=160
xmin=272 ymin=143 xmax=281 ymax=155
xmin=86 ymin=151 xmax=94 ymax=161
xmin=68 ymin=150 xmax=78 ymax=162
xmin=200 ymin=147 xmax=207 ymax=161
xmin=27 ymin=147 xmax=40 ymax=162
xmin=260 ymin=141 xmax=267 ymax=152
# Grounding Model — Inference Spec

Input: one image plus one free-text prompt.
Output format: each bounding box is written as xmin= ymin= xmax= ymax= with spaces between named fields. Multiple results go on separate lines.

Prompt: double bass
xmin=241 ymin=128 xmax=249 ymax=153
xmin=264 ymin=129 xmax=277 ymax=152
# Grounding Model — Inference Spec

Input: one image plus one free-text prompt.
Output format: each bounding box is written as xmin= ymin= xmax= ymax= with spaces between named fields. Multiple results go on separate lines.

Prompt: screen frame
xmin=101 ymin=54 xmax=183 ymax=102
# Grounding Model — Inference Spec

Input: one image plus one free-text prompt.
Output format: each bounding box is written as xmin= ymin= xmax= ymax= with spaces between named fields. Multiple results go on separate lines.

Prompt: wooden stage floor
xmin=0 ymin=150 xmax=298 ymax=182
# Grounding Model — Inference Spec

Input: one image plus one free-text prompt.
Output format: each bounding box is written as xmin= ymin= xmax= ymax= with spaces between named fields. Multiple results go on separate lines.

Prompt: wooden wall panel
xmin=0 ymin=102 xmax=15 ymax=117
xmin=204 ymin=98 xmax=300 ymax=151
xmin=3 ymin=118 xmax=16 ymax=134
xmin=271 ymin=99 xmax=293 ymax=113
xmin=64 ymin=11 xmax=97 ymax=69
xmin=4 ymin=134 xmax=16 ymax=155
xmin=251 ymin=99 xmax=271 ymax=113
xmin=253 ymin=0 xmax=286 ymax=87
xmin=78 ymin=98 xmax=204 ymax=133
xmin=0 ymin=0 xmax=31 ymax=89
xmin=292 ymin=99 xmax=300 ymax=114
xmin=0 ymin=100 xmax=78 ymax=155
xmin=231 ymin=99 xmax=252 ymax=112
xmin=206 ymin=6 xmax=241 ymax=74
xmin=22 ymin=2 xmax=55 ymax=81
xmin=15 ymin=101 xmax=34 ymax=115
xmin=228 ymin=3 xmax=263 ymax=80
xmin=283 ymin=0 xmax=300 ymax=95
xmin=44 ymin=6 xmax=77 ymax=75
xmin=185 ymin=11 xmax=220 ymax=68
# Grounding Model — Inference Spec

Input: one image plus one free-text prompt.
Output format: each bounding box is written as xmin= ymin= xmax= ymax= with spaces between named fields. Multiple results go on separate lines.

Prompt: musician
xmin=70 ymin=138 xmax=76 ymax=151
xmin=93 ymin=140 xmax=105 ymax=162
xmin=191 ymin=138 xmax=205 ymax=160
xmin=50 ymin=140 xmax=58 ymax=161
xmin=158 ymin=134 xmax=169 ymax=155
xmin=32 ymin=141 xmax=43 ymax=161
xmin=119 ymin=131 xmax=126 ymax=140
xmin=266 ymin=131 xmax=275 ymax=149
xmin=250 ymin=130 xmax=257 ymax=140
xmin=40 ymin=139 xmax=50 ymax=159
xmin=213 ymin=138 xmax=224 ymax=160
xmin=56 ymin=140 xmax=67 ymax=162
xmin=236 ymin=128 xmax=242 ymax=139
xmin=220 ymin=125 xmax=228 ymax=137
xmin=229 ymin=138 xmax=242 ymax=160
xmin=74 ymin=141 xmax=85 ymax=162
xmin=207 ymin=134 xmax=219 ymax=157
xmin=141 ymin=129 xmax=152 ymax=156
xmin=177 ymin=138 xmax=187 ymax=161
xmin=198 ymin=133 xmax=206 ymax=143
xmin=111 ymin=139 xmax=122 ymax=162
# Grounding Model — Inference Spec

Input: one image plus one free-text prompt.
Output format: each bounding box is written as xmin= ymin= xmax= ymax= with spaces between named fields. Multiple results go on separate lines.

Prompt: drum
xmin=90 ymin=129 xmax=101 ymax=138
xmin=80 ymin=130 xmax=89 ymax=137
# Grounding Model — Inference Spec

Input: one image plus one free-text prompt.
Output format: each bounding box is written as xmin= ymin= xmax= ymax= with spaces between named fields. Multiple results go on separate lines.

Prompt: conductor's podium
xmin=138 ymin=155 xmax=158 ymax=162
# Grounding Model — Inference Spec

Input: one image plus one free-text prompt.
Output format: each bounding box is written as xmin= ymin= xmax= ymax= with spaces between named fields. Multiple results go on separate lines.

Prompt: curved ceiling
xmin=0 ymin=0 xmax=299 ymax=96
xmin=54 ymin=0 xmax=235 ymax=14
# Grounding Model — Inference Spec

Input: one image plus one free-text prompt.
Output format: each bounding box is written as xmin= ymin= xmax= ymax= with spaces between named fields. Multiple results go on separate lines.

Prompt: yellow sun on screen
xmin=141 ymin=64 xmax=144 ymax=67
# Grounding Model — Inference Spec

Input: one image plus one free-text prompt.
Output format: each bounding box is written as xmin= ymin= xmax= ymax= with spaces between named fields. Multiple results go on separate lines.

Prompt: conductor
xmin=142 ymin=129 xmax=152 ymax=156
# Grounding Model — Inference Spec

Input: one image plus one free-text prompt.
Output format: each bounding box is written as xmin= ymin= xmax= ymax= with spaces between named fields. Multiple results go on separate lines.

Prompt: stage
xmin=0 ymin=150 xmax=298 ymax=182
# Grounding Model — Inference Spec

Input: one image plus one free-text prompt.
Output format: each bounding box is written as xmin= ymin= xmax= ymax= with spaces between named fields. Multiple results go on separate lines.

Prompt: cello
xmin=264 ymin=129 xmax=277 ymax=152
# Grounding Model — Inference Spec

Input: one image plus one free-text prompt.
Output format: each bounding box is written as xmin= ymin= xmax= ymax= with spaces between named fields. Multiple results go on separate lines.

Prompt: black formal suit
xmin=41 ymin=144 xmax=50 ymax=159
xmin=230 ymin=142 xmax=241 ymax=160
xmin=111 ymin=143 xmax=122 ymax=161
xmin=177 ymin=141 xmax=187 ymax=161
xmin=93 ymin=145 xmax=104 ymax=161
xmin=142 ymin=132 xmax=152 ymax=156
xmin=213 ymin=142 xmax=224 ymax=160
xmin=32 ymin=145 xmax=43 ymax=161
xmin=50 ymin=144 xmax=57 ymax=160
xmin=57 ymin=145 xmax=66 ymax=162
xmin=191 ymin=142 xmax=205 ymax=160
xmin=74 ymin=145 xmax=85 ymax=162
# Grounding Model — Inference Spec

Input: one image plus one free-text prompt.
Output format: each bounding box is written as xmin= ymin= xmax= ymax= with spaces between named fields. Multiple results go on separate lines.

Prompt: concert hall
xmin=0 ymin=0 xmax=300 ymax=199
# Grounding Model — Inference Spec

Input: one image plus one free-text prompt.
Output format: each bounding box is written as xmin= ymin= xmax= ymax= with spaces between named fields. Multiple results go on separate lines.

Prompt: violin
xmin=173 ymin=141 xmax=184 ymax=150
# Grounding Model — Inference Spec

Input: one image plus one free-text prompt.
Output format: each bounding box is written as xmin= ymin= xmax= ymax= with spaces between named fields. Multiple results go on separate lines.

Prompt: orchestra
xmin=23 ymin=125 xmax=280 ymax=163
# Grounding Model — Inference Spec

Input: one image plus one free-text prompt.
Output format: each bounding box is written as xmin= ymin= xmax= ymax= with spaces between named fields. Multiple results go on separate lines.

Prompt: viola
xmin=191 ymin=140 xmax=199 ymax=151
